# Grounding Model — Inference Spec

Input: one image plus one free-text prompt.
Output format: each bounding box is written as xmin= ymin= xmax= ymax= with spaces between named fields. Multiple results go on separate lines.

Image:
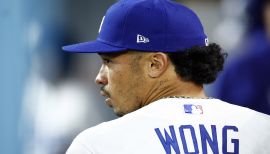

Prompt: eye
xmin=102 ymin=58 xmax=112 ymax=65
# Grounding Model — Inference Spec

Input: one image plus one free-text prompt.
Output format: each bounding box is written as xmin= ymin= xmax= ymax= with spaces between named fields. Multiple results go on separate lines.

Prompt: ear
xmin=147 ymin=53 xmax=169 ymax=78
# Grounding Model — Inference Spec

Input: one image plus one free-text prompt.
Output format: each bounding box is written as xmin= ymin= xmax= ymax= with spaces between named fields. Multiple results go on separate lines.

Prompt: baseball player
xmin=63 ymin=0 xmax=270 ymax=153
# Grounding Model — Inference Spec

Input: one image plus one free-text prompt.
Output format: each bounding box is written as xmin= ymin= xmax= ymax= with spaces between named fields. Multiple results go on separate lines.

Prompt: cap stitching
xmin=122 ymin=0 xmax=145 ymax=47
xmin=159 ymin=0 xmax=168 ymax=51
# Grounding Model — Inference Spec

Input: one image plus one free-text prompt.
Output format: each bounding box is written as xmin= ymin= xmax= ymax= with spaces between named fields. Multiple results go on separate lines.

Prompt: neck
xmin=142 ymin=77 xmax=206 ymax=106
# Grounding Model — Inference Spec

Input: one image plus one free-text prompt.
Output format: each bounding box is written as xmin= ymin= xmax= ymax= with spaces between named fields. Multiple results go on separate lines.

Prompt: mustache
xmin=100 ymin=86 xmax=110 ymax=97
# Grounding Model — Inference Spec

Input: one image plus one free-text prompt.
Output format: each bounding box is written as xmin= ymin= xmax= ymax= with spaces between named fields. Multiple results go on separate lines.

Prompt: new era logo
xmin=184 ymin=104 xmax=203 ymax=114
xmin=137 ymin=34 xmax=150 ymax=43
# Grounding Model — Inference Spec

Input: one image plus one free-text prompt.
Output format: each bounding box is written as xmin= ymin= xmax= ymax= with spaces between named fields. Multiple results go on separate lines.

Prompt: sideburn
xmin=129 ymin=52 xmax=144 ymax=73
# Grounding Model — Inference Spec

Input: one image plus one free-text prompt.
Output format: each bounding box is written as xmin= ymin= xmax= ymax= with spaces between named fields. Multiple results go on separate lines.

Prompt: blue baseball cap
xmin=63 ymin=0 xmax=208 ymax=53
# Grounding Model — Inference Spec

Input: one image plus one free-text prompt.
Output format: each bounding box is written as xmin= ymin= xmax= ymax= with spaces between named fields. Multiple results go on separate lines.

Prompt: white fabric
xmin=66 ymin=98 xmax=270 ymax=154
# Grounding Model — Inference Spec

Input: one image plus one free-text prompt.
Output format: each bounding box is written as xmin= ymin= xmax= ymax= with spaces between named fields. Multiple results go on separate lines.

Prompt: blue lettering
xmin=222 ymin=126 xmax=239 ymax=154
xmin=155 ymin=125 xmax=180 ymax=154
xmin=179 ymin=125 xmax=199 ymax=154
xmin=155 ymin=124 xmax=239 ymax=154
xmin=199 ymin=124 xmax=219 ymax=154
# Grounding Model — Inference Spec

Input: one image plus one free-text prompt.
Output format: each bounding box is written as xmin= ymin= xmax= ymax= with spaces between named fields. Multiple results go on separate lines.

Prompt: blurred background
xmin=1 ymin=0 xmax=269 ymax=153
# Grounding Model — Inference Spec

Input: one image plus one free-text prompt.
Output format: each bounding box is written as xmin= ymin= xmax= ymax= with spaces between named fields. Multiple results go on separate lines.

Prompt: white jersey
xmin=66 ymin=98 xmax=270 ymax=154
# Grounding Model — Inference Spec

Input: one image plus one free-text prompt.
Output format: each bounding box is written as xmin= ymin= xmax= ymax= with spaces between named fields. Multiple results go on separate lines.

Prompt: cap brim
xmin=62 ymin=40 xmax=127 ymax=53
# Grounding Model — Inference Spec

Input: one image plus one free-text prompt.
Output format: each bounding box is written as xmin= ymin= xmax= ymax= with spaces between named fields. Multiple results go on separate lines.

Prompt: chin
xmin=115 ymin=113 xmax=124 ymax=117
xmin=114 ymin=107 xmax=139 ymax=117
xmin=114 ymin=111 xmax=124 ymax=117
xmin=113 ymin=108 xmax=128 ymax=117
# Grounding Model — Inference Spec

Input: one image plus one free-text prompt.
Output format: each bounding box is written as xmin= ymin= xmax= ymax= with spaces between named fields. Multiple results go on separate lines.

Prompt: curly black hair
xmin=166 ymin=43 xmax=227 ymax=85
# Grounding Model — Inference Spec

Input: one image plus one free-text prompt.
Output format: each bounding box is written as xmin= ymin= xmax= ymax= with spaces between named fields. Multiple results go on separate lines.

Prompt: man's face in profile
xmin=95 ymin=51 xmax=146 ymax=116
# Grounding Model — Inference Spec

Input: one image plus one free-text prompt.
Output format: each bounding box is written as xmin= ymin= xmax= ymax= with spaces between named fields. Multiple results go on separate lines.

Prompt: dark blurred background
xmin=1 ymin=0 xmax=269 ymax=153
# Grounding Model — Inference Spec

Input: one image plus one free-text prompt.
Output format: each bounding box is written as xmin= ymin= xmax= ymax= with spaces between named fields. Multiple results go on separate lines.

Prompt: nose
xmin=95 ymin=65 xmax=108 ymax=85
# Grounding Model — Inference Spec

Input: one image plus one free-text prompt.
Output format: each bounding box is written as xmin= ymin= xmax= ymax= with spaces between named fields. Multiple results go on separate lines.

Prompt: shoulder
xmin=66 ymin=120 xmax=121 ymax=154
xmin=211 ymin=99 xmax=270 ymax=121
xmin=66 ymin=98 xmax=270 ymax=153
xmin=66 ymin=104 xmax=155 ymax=153
xmin=66 ymin=130 xmax=95 ymax=154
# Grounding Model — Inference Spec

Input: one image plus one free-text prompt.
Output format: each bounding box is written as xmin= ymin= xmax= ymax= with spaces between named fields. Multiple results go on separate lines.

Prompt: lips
xmin=100 ymin=90 xmax=113 ymax=107
xmin=100 ymin=90 xmax=109 ymax=97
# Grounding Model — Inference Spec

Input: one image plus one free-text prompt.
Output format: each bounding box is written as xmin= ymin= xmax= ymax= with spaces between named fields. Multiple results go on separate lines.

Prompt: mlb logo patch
xmin=184 ymin=104 xmax=203 ymax=114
